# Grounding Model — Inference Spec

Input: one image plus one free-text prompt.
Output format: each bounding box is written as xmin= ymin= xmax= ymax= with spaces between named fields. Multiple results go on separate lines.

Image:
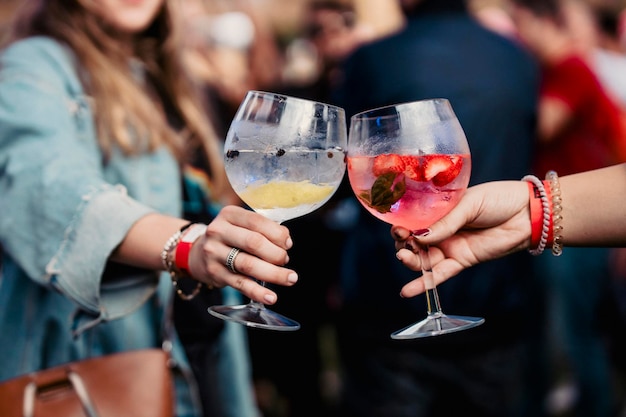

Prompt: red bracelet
xmin=175 ymin=223 xmax=208 ymax=274
xmin=527 ymin=181 xmax=543 ymax=249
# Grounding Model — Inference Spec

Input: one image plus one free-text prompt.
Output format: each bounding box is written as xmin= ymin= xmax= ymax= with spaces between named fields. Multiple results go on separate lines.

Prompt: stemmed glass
xmin=208 ymin=90 xmax=347 ymax=330
xmin=346 ymin=98 xmax=485 ymax=339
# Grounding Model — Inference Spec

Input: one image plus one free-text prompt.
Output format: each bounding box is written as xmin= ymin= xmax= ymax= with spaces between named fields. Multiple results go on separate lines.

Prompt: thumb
xmin=413 ymin=197 xmax=475 ymax=245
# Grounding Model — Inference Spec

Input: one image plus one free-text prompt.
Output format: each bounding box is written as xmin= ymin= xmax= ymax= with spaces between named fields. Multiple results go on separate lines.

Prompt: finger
xmin=396 ymin=244 xmax=446 ymax=268
xmin=207 ymin=219 xmax=290 ymax=266
xmin=395 ymin=248 xmax=422 ymax=270
xmin=217 ymin=249 xmax=298 ymax=305
xmin=414 ymin=213 xmax=466 ymax=246
xmin=400 ymin=277 xmax=426 ymax=298
xmin=230 ymin=275 xmax=279 ymax=305
xmin=410 ymin=187 xmax=486 ymax=246
xmin=398 ymin=268 xmax=453 ymax=298
xmin=226 ymin=267 xmax=296 ymax=305
xmin=227 ymin=248 xmax=298 ymax=288
xmin=391 ymin=227 xmax=420 ymax=252
xmin=218 ymin=205 xmax=292 ymax=249
xmin=399 ymin=261 xmax=460 ymax=298
xmin=391 ymin=225 xmax=412 ymax=241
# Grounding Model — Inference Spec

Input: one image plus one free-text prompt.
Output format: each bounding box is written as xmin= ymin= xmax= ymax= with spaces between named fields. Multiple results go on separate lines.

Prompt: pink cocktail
xmin=346 ymin=98 xmax=484 ymax=339
xmin=347 ymin=153 xmax=470 ymax=231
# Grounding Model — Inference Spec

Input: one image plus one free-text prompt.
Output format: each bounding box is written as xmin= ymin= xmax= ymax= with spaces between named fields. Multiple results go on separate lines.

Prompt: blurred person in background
xmin=589 ymin=1 xmax=626 ymax=108
xmin=0 ymin=0 xmax=19 ymax=41
xmin=562 ymin=0 xmax=626 ymax=109
xmin=470 ymin=0 xmax=519 ymax=38
xmin=590 ymin=0 xmax=626 ymax=111
xmin=509 ymin=0 xmax=626 ymax=414
xmin=283 ymin=0 xmax=366 ymax=102
xmin=179 ymin=0 xmax=284 ymax=140
xmin=331 ymin=0 xmax=542 ymax=416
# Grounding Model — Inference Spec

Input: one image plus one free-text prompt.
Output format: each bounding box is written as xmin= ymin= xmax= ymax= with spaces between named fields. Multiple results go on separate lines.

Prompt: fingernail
xmin=287 ymin=272 xmax=298 ymax=284
xmin=413 ymin=228 xmax=431 ymax=237
xmin=264 ymin=293 xmax=277 ymax=304
xmin=286 ymin=237 xmax=293 ymax=249
xmin=399 ymin=292 xmax=405 ymax=298
xmin=396 ymin=252 xmax=402 ymax=260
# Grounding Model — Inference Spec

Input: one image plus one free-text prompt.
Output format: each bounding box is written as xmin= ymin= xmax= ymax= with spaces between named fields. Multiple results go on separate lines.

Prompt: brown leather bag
xmin=0 ymin=349 xmax=174 ymax=417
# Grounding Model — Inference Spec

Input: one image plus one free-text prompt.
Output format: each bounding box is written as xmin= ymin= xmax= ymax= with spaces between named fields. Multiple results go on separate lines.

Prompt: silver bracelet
xmin=161 ymin=230 xmax=183 ymax=271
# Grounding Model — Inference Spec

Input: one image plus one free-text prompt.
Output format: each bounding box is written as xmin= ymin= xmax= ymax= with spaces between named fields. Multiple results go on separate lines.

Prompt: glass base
xmin=208 ymin=303 xmax=301 ymax=331
xmin=391 ymin=312 xmax=484 ymax=339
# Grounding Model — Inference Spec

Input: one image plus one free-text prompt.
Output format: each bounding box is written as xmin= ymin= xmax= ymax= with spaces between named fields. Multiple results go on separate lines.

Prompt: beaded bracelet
xmin=542 ymin=179 xmax=554 ymax=245
xmin=161 ymin=223 xmax=205 ymax=300
xmin=545 ymin=170 xmax=564 ymax=256
xmin=161 ymin=226 xmax=187 ymax=271
xmin=522 ymin=175 xmax=552 ymax=256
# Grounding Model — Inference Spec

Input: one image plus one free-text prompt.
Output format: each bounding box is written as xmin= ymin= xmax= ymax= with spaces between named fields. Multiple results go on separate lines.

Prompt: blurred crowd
xmin=2 ymin=0 xmax=626 ymax=416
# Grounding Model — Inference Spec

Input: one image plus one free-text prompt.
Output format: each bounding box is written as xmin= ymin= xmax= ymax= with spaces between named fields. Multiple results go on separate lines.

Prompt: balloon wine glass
xmin=346 ymin=98 xmax=485 ymax=339
xmin=208 ymin=90 xmax=347 ymax=330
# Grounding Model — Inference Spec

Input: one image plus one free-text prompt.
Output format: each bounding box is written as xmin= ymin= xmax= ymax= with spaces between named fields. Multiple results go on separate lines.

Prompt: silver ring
xmin=226 ymin=247 xmax=241 ymax=273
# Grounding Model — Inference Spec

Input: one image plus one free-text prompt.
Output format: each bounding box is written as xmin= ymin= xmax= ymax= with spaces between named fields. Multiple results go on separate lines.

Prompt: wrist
xmin=161 ymin=222 xmax=208 ymax=301
xmin=522 ymin=171 xmax=563 ymax=256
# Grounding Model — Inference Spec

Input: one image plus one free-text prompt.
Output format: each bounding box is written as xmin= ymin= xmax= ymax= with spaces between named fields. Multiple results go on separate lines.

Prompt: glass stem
xmin=249 ymin=300 xmax=266 ymax=310
xmin=248 ymin=219 xmax=281 ymax=311
xmin=249 ymin=281 xmax=267 ymax=310
xmin=417 ymin=243 xmax=443 ymax=316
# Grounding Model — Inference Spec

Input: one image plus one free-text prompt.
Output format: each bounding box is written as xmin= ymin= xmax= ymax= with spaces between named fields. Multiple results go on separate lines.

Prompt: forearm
xmin=558 ymin=163 xmax=626 ymax=247
xmin=110 ymin=212 xmax=189 ymax=270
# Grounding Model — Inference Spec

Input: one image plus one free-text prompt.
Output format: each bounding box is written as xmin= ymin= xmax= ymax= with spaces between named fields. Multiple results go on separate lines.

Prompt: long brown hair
xmin=4 ymin=0 xmax=230 ymax=201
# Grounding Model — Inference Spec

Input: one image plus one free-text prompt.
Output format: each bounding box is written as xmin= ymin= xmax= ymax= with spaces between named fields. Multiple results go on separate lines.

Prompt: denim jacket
xmin=0 ymin=37 xmax=256 ymax=417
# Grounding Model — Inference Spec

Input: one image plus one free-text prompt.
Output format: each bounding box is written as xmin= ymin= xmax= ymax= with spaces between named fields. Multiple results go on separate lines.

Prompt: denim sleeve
xmin=0 ymin=39 xmax=158 ymax=316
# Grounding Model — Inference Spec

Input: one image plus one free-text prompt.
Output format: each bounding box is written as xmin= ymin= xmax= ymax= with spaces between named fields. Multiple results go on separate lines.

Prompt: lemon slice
xmin=239 ymin=181 xmax=335 ymax=209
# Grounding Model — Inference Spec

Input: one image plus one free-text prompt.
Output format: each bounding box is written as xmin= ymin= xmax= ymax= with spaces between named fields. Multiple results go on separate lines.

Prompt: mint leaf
xmin=358 ymin=172 xmax=406 ymax=213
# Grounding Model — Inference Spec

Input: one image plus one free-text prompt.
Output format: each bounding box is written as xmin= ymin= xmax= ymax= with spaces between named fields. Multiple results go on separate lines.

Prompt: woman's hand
xmin=391 ymin=180 xmax=531 ymax=298
xmin=188 ymin=205 xmax=297 ymax=304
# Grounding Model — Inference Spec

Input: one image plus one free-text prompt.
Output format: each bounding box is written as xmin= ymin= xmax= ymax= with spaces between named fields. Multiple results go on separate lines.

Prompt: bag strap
xmin=23 ymin=372 xmax=99 ymax=417
xmin=162 ymin=290 xmax=176 ymax=358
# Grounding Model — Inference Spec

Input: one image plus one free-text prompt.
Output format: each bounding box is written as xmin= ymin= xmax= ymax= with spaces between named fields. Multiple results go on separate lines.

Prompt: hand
xmin=188 ymin=205 xmax=297 ymax=305
xmin=391 ymin=180 xmax=531 ymax=298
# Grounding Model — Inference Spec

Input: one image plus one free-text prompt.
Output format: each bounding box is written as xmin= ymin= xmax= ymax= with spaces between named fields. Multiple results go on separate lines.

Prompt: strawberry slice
xmin=422 ymin=154 xmax=463 ymax=186
xmin=372 ymin=154 xmax=405 ymax=176
xmin=401 ymin=155 xmax=424 ymax=181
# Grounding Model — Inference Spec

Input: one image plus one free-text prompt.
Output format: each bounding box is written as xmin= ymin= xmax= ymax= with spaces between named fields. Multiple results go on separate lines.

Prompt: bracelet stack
xmin=161 ymin=222 xmax=209 ymax=300
xmin=522 ymin=171 xmax=563 ymax=256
